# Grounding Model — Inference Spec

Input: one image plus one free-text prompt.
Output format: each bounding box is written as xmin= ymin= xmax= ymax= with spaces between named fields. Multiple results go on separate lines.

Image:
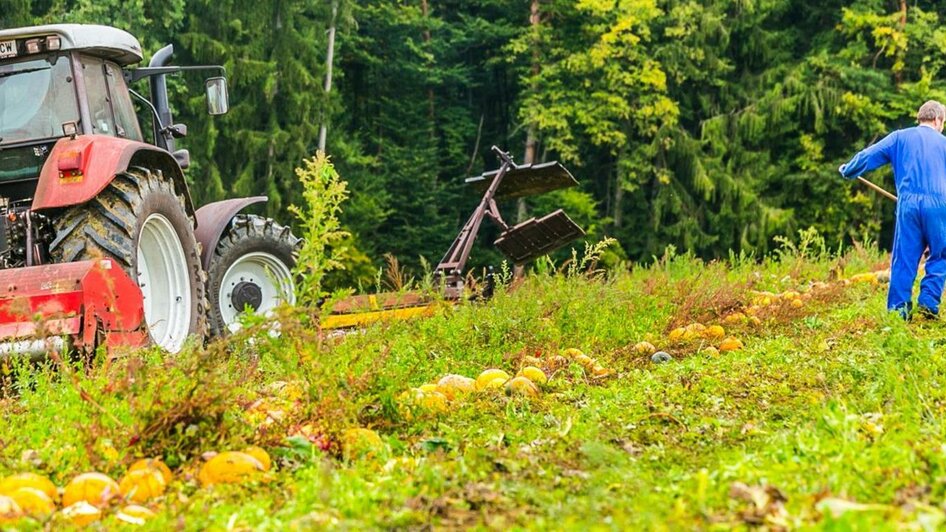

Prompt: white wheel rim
xmin=137 ymin=214 xmax=192 ymax=353
xmin=218 ymin=252 xmax=295 ymax=331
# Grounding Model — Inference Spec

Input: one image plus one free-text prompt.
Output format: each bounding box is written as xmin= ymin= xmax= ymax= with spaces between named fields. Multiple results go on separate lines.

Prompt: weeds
xmin=3 ymin=235 xmax=937 ymax=529
xmin=289 ymin=152 xmax=350 ymax=306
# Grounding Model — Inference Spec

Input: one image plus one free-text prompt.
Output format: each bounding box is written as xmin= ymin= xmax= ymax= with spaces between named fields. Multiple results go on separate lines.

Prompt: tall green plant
xmin=289 ymin=153 xmax=350 ymax=305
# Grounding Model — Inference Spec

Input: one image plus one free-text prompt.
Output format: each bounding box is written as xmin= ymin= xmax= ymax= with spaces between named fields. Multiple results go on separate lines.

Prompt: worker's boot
xmin=912 ymin=306 xmax=939 ymax=322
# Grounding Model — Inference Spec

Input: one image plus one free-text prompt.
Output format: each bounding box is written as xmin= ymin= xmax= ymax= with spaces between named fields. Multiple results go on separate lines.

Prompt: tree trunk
xmin=513 ymin=0 xmax=541 ymax=280
xmin=318 ymin=1 xmax=338 ymax=153
xmin=517 ymin=0 xmax=541 ymax=224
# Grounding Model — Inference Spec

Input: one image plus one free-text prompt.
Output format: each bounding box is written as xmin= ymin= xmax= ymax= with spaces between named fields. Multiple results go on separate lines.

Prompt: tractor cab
xmin=0 ymin=26 xmax=143 ymax=195
xmin=0 ymin=25 xmax=227 ymax=198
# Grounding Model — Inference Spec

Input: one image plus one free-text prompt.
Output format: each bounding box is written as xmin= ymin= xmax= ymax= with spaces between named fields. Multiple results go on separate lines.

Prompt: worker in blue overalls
xmin=839 ymin=100 xmax=946 ymax=319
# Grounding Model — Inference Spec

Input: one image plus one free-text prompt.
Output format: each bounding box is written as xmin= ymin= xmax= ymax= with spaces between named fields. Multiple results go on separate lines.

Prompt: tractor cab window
xmin=0 ymin=55 xmax=79 ymax=146
xmin=104 ymin=62 xmax=142 ymax=141
xmin=80 ymin=56 xmax=116 ymax=137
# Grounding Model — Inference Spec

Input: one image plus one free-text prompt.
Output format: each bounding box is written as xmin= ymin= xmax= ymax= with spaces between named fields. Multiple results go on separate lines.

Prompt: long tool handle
xmin=857 ymin=177 xmax=898 ymax=202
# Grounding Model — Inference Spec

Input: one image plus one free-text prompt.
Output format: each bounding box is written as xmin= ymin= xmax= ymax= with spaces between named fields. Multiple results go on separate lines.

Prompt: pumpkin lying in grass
xmin=62 ymin=473 xmax=119 ymax=508
xmin=516 ymin=366 xmax=547 ymax=386
xmin=116 ymin=504 xmax=157 ymax=525
xmin=128 ymin=458 xmax=173 ymax=485
xmin=118 ymin=469 xmax=166 ymax=503
xmin=719 ymin=337 xmax=744 ymax=352
xmin=476 ymin=369 xmax=510 ymax=390
xmin=61 ymin=501 xmax=100 ymax=526
xmin=8 ymin=487 xmax=54 ymax=516
xmin=633 ymin=341 xmax=657 ymax=356
xmin=437 ymin=374 xmax=476 ymax=399
xmin=505 ymin=377 xmax=539 ymax=397
xmin=198 ymin=452 xmax=266 ymax=486
xmin=340 ymin=429 xmax=385 ymax=461
xmin=0 ymin=473 xmax=58 ymax=501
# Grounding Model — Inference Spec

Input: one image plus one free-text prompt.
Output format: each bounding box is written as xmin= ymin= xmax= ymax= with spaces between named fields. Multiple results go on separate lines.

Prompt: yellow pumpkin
xmin=418 ymin=383 xmax=439 ymax=393
xmin=701 ymin=346 xmax=720 ymax=357
xmin=340 ymin=429 xmax=385 ymax=461
xmin=62 ymin=473 xmax=120 ymax=508
xmin=128 ymin=458 xmax=173 ymax=485
xmin=719 ymin=337 xmax=744 ymax=352
xmin=515 ymin=366 xmax=548 ymax=386
xmin=723 ymin=312 xmax=747 ymax=325
xmin=790 ymin=299 xmax=804 ymax=308
xmin=480 ymin=376 xmax=508 ymax=390
xmin=198 ymin=452 xmax=265 ymax=486
xmin=573 ymin=354 xmax=596 ymax=369
xmin=475 ymin=369 xmax=511 ymax=390
xmin=632 ymin=341 xmax=657 ymax=356
xmin=116 ymin=504 xmax=156 ymax=525
xmin=8 ymin=487 xmax=54 ymax=516
xmin=118 ymin=469 xmax=166 ymax=503
xmin=243 ymin=446 xmax=272 ymax=472
xmin=702 ymin=325 xmax=725 ymax=339
xmin=562 ymin=348 xmax=584 ymax=359
xmin=436 ymin=374 xmax=476 ymax=399
xmin=591 ymin=365 xmax=611 ymax=377
xmin=0 ymin=472 xmax=58 ymax=501
xmin=504 ymin=377 xmax=539 ymax=397
xmin=668 ymin=327 xmax=686 ymax=342
xmin=418 ymin=390 xmax=448 ymax=412
xmin=61 ymin=501 xmax=101 ymax=526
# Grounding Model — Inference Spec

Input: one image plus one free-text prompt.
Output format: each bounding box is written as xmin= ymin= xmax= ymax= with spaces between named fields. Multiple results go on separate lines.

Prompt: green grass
xmin=4 ymin=245 xmax=946 ymax=529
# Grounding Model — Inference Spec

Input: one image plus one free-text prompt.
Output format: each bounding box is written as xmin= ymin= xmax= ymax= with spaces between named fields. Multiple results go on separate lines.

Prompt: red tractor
xmin=0 ymin=24 xmax=298 ymax=355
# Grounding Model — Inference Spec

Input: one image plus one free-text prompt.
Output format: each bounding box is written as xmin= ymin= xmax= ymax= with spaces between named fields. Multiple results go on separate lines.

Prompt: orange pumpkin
xmin=8 ymin=487 xmax=54 ymax=516
xmin=62 ymin=473 xmax=120 ymax=508
xmin=719 ymin=337 xmax=744 ymax=352
xmin=243 ymin=446 xmax=272 ymax=472
xmin=198 ymin=452 xmax=265 ymax=486
xmin=128 ymin=458 xmax=173 ymax=485
xmin=0 ymin=473 xmax=58 ymax=501
xmin=118 ymin=469 xmax=166 ymax=503
xmin=61 ymin=501 xmax=101 ymax=526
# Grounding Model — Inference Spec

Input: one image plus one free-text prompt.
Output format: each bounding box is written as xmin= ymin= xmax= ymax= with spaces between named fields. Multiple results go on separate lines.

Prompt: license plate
xmin=0 ymin=40 xmax=16 ymax=59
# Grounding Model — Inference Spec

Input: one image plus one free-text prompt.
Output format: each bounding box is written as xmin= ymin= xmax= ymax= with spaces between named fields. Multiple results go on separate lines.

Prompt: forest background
xmin=2 ymin=0 xmax=941 ymax=287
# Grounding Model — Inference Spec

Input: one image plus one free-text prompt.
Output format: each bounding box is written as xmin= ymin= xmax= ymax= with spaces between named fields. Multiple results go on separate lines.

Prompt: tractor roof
xmin=0 ymin=24 xmax=143 ymax=65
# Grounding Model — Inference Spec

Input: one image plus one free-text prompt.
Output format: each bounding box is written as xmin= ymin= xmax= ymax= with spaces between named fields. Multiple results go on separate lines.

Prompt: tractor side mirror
xmin=205 ymin=77 xmax=229 ymax=116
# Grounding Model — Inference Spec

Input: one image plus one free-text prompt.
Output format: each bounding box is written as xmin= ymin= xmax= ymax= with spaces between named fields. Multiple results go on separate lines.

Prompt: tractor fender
xmin=32 ymin=135 xmax=194 ymax=215
xmin=194 ymin=196 xmax=268 ymax=270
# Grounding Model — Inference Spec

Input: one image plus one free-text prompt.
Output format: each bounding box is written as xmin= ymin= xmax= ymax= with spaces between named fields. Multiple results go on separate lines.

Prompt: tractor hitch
xmin=0 ymin=259 xmax=146 ymax=356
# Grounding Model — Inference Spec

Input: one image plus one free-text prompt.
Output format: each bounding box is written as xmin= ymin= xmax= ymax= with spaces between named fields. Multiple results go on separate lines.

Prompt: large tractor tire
xmin=207 ymin=214 xmax=299 ymax=336
xmin=49 ymin=167 xmax=207 ymax=353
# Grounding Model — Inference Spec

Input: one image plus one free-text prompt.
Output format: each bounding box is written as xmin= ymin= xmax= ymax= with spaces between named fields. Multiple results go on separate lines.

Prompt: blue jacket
xmin=840 ymin=125 xmax=946 ymax=196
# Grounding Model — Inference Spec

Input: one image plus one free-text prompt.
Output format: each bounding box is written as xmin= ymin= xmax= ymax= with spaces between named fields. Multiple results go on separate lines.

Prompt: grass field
xmin=2 ymin=240 xmax=946 ymax=530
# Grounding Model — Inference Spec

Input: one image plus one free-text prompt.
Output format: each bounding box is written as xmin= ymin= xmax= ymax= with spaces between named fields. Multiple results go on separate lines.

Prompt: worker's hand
xmin=838 ymin=163 xmax=847 ymax=175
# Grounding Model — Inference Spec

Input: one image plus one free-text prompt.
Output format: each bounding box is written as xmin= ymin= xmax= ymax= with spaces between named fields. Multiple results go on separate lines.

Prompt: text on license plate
xmin=0 ymin=41 xmax=16 ymax=59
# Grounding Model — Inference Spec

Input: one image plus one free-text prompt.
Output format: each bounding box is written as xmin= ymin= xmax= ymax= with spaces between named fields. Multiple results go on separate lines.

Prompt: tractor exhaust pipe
xmin=149 ymin=44 xmax=175 ymax=153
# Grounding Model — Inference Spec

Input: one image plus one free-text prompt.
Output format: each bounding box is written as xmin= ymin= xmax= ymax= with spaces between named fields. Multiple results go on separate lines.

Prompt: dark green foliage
xmin=8 ymin=0 xmax=944 ymax=285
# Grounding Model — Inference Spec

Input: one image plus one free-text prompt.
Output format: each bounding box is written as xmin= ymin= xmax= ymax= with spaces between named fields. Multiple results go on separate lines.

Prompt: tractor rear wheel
xmin=49 ymin=167 xmax=207 ymax=353
xmin=207 ymin=214 xmax=299 ymax=336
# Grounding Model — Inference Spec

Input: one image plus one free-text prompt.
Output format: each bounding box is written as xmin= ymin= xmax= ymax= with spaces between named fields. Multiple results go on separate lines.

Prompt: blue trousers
xmin=889 ymin=193 xmax=946 ymax=315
